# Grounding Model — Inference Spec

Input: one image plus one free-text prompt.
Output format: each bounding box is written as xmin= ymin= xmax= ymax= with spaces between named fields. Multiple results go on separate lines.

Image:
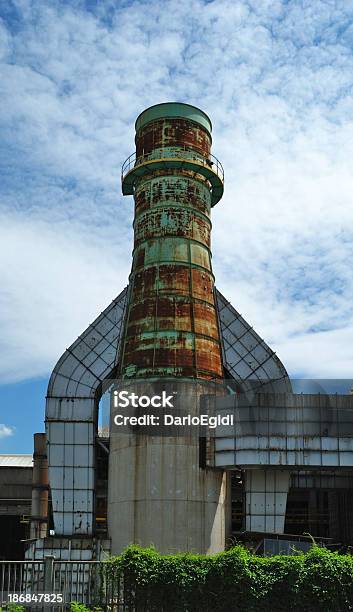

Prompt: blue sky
xmin=1 ymin=0 xmax=353 ymax=452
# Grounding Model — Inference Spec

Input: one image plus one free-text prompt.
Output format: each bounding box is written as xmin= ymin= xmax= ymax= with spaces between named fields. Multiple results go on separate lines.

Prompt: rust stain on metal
xmin=135 ymin=118 xmax=211 ymax=158
xmin=134 ymin=208 xmax=211 ymax=247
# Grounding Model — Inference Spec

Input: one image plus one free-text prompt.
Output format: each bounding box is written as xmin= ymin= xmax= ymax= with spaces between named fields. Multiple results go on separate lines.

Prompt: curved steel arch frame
xmin=45 ymin=285 xmax=289 ymax=537
xmin=45 ymin=288 xmax=127 ymax=536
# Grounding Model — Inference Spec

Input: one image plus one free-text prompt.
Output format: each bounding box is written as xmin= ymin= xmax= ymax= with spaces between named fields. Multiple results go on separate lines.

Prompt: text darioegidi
xmin=113 ymin=414 xmax=234 ymax=429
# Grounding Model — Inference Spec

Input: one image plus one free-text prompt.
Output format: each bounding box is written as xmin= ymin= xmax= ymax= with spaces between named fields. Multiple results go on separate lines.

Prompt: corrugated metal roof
xmin=0 ymin=455 xmax=33 ymax=467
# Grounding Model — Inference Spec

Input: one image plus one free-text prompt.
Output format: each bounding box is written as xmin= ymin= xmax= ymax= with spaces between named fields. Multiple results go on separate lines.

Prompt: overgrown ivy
xmin=2 ymin=547 xmax=351 ymax=612
xmin=100 ymin=544 xmax=353 ymax=612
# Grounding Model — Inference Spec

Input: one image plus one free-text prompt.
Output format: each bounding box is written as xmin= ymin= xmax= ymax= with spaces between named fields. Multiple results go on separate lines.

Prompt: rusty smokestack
xmin=119 ymin=102 xmax=224 ymax=380
xmin=108 ymin=103 xmax=228 ymax=554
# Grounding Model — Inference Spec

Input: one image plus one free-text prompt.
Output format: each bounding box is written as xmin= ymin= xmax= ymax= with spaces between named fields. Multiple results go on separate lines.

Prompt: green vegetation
xmin=71 ymin=604 xmax=91 ymax=612
xmin=3 ymin=546 xmax=343 ymax=611
xmin=101 ymin=544 xmax=353 ymax=612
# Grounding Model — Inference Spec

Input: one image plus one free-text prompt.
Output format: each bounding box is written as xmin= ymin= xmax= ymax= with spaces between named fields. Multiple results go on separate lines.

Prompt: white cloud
xmin=0 ymin=424 xmax=15 ymax=439
xmin=1 ymin=0 xmax=353 ymax=381
xmin=0 ymin=207 xmax=130 ymax=382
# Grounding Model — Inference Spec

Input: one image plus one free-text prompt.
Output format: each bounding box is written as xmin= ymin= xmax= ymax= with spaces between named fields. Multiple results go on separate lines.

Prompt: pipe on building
xmin=30 ymin=433 xmax=49 ymax=539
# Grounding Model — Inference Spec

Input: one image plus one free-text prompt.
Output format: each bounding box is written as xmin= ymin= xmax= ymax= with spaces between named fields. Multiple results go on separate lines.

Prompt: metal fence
xmin=121 ymin=146 xmax=224 ymax=184
xmin=0 ymin=559 xmax=126 ymax=610
xmin=0 ymin=561 xmax=44 ymax=600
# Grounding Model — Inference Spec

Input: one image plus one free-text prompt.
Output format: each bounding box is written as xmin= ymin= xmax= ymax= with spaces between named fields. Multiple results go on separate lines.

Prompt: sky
xmin=1 ymin=0 xmax=353 ymax=452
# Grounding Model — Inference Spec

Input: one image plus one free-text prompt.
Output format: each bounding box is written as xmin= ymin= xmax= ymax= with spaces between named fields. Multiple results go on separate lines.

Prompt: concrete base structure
xmin=245 ymin=469 xmax=290 ymax=533
xmin=108 ymin=435 xmax=228 ymax=554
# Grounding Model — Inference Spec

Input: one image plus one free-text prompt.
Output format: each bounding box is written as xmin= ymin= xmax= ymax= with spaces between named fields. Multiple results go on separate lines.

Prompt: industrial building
xmin=4 ymin=102 xmax=353 ymax=561
xmin=0 ymin=455 xmax=32 ymax=559
xmin=0 ymin=435 xmax=49 ymax=559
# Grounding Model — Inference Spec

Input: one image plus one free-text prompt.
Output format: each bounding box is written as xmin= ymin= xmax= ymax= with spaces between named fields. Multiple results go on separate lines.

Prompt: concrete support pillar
xmin=245 ymin=469 xmax=290 ymax=533
xmin=108 ymin=434 xmax=227 ymax=555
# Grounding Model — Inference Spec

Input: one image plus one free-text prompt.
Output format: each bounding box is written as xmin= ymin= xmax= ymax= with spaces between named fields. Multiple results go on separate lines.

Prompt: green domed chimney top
xmin=135 ymin=102 xmax=212 ymax=135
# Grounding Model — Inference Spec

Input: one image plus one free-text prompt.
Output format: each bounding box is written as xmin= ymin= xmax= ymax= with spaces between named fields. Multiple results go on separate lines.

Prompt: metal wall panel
xmin=46 ymin=288 xmax=127 ymax=536
xmin=245 ymin=469 xmax=290 ymax=533
xmin=215 ymin=393 xmax=353 ymax=469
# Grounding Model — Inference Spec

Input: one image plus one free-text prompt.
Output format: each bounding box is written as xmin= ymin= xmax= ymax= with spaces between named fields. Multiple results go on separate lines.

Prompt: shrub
xmin=100 ymin=544 xmax=353 ymax=612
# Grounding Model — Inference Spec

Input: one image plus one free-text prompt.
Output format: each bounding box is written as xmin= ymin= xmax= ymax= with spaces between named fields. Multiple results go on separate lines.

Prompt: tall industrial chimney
xmin=107 ymin=103 xmax=228 ymax=554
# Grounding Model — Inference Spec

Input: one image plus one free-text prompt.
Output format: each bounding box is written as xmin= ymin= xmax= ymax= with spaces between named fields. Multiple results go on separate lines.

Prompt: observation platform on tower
xmin=121 ymin=102 xmax=224 ymax=206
